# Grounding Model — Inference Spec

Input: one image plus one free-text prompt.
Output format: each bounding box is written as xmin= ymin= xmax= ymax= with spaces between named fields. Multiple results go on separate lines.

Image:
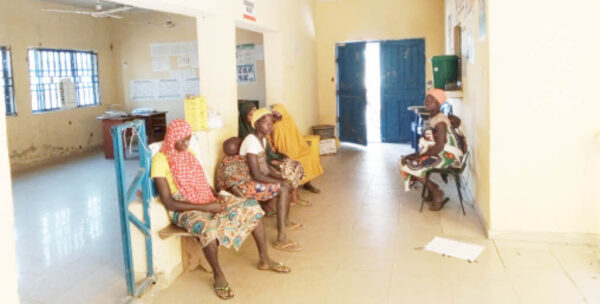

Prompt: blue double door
xmin=337 ymin=39 xmax=425 ymax=145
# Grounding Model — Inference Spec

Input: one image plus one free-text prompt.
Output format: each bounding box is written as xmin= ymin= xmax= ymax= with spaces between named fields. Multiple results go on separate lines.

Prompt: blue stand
xmin=111 ymin=120 xmax=156 ymax=299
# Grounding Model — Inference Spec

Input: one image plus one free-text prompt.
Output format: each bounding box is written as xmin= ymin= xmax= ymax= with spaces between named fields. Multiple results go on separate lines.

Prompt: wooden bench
xmin=158 ymin=224 xmax=212 ymax=274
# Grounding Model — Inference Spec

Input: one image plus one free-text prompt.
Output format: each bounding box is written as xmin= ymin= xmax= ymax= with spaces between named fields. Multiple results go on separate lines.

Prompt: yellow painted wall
xmin=444 ymin=0 xmax=490 ymax=227
xmin=314 ymin=0 xmax=445 ymax=126
xmin=111 ymin=12 xmax=198 ymax=122
xmin=1 ymin=0 xmax=120 ymax=171
xmin=488 ymin=0 xmax=600 ymax=235
xmin=109 ymin=0 xmax=319 ymax=180
xmin=236 ymin=28 xmax=267 ymax=107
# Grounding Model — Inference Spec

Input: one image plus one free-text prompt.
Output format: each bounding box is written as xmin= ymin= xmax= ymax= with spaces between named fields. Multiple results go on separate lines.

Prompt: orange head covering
xmin=427 ymin=88 xmax=447 ymax=105
xmin=160 ymin=120 xmax=216 ymax=204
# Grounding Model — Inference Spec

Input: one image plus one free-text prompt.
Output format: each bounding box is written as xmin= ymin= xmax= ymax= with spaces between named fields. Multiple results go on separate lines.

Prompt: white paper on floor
xmin=424 ymin=237 xmax=485 ymax=262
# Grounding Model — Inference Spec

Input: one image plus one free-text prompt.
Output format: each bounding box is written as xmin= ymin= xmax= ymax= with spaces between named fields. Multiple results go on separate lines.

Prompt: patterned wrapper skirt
xmin=399 ymin=152 xmax=458 ymax=192
xmin=169 ymin=194 xmax=264 ymax=251
xmin=234 ymin=181 xmax=280 ymax=201
xmin=279 ymin=158 xmax=306 ymax=188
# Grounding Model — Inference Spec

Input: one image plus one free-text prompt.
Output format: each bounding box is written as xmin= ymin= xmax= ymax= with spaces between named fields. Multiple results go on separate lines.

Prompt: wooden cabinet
xmin=97 ymin=111 xmax=167 ymax=159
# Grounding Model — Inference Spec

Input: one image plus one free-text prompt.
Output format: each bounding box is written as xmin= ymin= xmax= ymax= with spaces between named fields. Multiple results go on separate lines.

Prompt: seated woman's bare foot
xmin=302 ymin=183 xmax=320 ymax=193
xmin=257 ymin=258 xmax=291 ymax=273
xmin=429 ymin=189 xmax=449 ymax=211
xmin=213 ymin=274 xmax=233 ymax=299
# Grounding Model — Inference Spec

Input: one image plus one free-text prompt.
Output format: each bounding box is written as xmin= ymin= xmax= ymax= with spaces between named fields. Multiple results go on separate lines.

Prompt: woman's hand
xmin=199 ymin=202 xmax=225 ymax=214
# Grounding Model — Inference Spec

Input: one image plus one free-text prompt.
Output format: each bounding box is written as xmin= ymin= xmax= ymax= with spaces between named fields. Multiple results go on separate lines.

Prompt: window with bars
xmin=28 ymin=48 xmax=100 ymax=112
xmin=0 ymin=47 xmax=16 ymax=116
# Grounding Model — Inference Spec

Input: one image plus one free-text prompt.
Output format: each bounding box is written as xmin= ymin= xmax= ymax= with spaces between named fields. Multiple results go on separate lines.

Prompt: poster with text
xmin=478 ymin=0 xmax=487 ymax=41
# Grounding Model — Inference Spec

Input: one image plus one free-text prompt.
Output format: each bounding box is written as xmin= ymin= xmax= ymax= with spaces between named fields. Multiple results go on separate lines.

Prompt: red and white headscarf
xmin=160 ymin=119 xmax=216 ymax=204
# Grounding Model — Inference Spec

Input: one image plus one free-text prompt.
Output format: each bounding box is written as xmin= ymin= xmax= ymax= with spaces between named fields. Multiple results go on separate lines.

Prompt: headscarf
xmin=251 ymin=107 xmax=272 ymax=128
xmin=271 ymin=104 xmax=310 ymax=158
xmin=238 ymin=102 xmax=256 ymax=139
xmin=427 ymin=88 xmax=447 ymax=105
xmin=160 ymin=120 xmax=216 ymax=204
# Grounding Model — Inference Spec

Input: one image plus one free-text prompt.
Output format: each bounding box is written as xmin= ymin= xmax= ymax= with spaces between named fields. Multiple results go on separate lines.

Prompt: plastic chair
xmin=420 ymin=151 xmax=469 ymax=215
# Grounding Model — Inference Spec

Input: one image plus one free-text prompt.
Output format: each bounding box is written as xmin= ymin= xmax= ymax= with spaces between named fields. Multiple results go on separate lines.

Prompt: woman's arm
xmin=247 ymin=153 xmax=287 ymax=184
xmin=154 ymin=178 xmax=223 ymax=213
xmin=422 ymin=123 xmax=447 ymax=156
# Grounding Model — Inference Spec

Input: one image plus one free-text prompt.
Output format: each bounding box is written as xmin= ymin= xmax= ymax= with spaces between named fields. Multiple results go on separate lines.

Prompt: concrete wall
xmin=488 ymin=0 xmax=600 ymax=237
xmin=111 ymin=12 xmax=198 ymax=122
xmin=1 ymin=0 xmax=120 ymax=171
xmin=236 ymin=28 xmax=266 ymax=107
xmin=444 ymin=0 xmax=490 ymax=227
xmin=314 ymin=0 xmax=445 ymax=126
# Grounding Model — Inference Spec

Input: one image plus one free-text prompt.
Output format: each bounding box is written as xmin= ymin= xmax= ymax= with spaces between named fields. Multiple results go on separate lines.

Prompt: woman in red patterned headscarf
xmin=152 ymin=120 xmax=291 ymax=300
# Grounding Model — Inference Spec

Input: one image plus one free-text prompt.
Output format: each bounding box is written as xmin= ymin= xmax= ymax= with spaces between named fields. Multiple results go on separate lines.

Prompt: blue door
xmin=380 ymin=39 xmax=425 ymax=143
xmin=336 ymin=42 xmax=367 ymax=145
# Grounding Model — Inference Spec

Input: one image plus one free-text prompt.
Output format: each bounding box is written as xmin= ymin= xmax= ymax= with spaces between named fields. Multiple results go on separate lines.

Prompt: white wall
xmin=488 ymin=0 xmax=600 ymax=236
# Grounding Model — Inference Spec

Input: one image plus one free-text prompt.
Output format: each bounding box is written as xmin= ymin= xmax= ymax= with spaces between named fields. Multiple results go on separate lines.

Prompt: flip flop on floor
xmin=291 ymin=199 xmax=312 ymax=207
xmin=273 ymin=240 xmax=303 ymax=252
xmin=286 ymin=221 xmax=304 ymax=231
xmin=257 ymin=262 xmax=291 ymax=273
xmin=213 ymin=283 xmax=234 ymax=300
xmin=429 ymin=197 xmax=450 ymax=211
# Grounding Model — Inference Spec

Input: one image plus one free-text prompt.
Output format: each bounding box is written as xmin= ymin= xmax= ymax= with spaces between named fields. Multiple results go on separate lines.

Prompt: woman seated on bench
xmin=240 ymin=108 xmax=304 ymax=252
xmin=151 ymin=120 xmax=290 ymax=301
xmin=270 ymin=104 xmax=323 ymax=194
xmin=400 ymin=89 xmax=464 ymax=211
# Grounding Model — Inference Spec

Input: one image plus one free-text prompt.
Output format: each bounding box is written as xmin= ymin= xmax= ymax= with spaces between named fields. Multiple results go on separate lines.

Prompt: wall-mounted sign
xmin=243 ymin=0 xmax=256 ymax=22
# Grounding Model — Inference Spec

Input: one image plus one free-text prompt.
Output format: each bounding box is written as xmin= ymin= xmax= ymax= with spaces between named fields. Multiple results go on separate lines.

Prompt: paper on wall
xmin=152 ymin=56 xmax=171 ymax=72
xmin=130 ymin=78 xmax=200 ymax=101
xmin=170 ymin=69 xmax=196 ymax=80
xmin=424 ymin=237 xmax=484 ymax=262
xmin=130 ymin=80 xmax=157 ymax=101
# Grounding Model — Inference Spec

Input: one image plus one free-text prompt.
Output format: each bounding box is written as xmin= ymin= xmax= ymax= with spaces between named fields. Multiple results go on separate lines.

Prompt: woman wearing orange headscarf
xmin=270 ymin=104 xmax=323 ymax=193
xmin=399 ymin=89 xmax=464 ymax=211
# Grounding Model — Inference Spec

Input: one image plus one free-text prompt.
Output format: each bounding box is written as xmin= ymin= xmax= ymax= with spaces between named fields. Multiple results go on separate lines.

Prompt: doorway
xmin=235 ymin=28 xmax=266 ymax=109
xmin=337 ymin=39 xmax=425 ymax=145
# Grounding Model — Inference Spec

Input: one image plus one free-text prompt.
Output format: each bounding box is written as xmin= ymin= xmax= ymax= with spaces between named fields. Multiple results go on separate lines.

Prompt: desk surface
xmin=97 ymin=111 xmax=167 ymax=120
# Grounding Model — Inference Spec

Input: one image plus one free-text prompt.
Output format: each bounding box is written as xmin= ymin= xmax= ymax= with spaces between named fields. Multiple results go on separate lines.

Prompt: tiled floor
xmin=11 ymin=144 xmax=600 ymax=303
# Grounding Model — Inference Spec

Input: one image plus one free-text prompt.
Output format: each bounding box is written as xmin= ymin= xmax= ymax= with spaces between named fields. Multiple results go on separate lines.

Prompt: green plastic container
xmin=431 ymin=55 xmax=459 ymax=89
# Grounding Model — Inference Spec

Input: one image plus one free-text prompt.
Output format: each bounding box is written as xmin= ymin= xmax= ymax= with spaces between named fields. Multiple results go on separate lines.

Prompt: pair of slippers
xmin=214 ymin=263 xmax=291 ymax=299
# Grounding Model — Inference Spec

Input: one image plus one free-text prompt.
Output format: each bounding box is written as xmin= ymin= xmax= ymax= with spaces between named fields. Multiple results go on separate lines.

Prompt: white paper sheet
xmin=130 ymin=79 xmax=157 ymax=101
xmin=424 ymin=237 xmax=484 ymax=261
xmin=152 ymin=56 xmax=171 ymax=72
xmin=181 ymin=78 xmax=200 ymax=97
xmin=169 ymin=69 xmax=196 ymax=80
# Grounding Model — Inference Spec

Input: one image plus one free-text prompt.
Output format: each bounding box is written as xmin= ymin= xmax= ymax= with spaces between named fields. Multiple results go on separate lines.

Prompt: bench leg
xmin=453 ymin=173 xmax=466 ymax=215
xmin=420 ymin=174 xmax=430 ymax=212
xmin=182 ymin=237 xmax=213 ymax=273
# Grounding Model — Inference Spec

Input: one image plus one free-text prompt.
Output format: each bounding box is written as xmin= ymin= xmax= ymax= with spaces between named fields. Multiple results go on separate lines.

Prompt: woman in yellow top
xmin=151 ymin=120 xmax=290 ymax=300
xmin=270 ymin=104 xmax=323 ymax=193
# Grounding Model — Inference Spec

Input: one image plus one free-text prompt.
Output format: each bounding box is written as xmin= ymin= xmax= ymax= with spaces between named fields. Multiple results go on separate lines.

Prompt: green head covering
xmin=238 ymin=102 xmax=257 ymax=139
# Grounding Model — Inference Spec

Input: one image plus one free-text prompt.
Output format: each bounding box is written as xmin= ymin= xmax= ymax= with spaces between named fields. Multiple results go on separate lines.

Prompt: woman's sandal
xmin=429 ymin=197 xmax=449 ymax=211
xmin=303 ymin=183 xmax=321 ymax=194
xmin=291 ymin=199 xmax=312 ymax=207
xmin=286 ymin=221 xmax=304 ymax=231
xmin=257 ymin=262 xmax=291 ymax=273
xmin=213 ymin=283 xmax=234 ymax=300
xmin=273 ymin=240 xmax=303 ymax=252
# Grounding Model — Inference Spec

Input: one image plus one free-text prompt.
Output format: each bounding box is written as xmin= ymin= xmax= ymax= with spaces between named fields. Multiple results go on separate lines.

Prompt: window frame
xmin=0 ymin=46 xmax=16 ymax=116
xmin=28 ymin=48 xmax=101 ymax=113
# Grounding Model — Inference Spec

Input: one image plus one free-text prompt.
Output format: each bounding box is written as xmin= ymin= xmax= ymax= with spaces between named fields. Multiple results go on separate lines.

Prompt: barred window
xmin=28 ymin=48 xmax=100 ymax=112
xmin=0 ymin=46 xmax=16 ymax=116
